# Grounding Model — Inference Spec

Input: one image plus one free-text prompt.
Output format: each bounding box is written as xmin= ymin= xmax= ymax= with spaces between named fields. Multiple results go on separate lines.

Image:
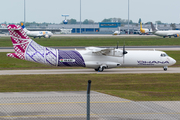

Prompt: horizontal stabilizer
xmin=7 ymin=53 xmax=25 ymax=60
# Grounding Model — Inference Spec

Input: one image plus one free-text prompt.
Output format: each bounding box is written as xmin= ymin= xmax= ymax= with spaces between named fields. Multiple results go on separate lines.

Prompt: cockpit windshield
xmin=160 ymin=53 xmax=168 ymax=57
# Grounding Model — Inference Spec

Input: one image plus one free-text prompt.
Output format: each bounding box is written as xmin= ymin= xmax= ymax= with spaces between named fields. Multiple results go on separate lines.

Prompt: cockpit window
xmin=160 ymin=53 xmax=168 ymax=57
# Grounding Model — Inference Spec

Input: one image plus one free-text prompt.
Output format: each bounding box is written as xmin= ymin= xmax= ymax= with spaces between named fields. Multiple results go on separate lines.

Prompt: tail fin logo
xmin=21 ymin=22 xmax=25 ymax=29
xmin=151 ymin=22 xmax=157 ymax=32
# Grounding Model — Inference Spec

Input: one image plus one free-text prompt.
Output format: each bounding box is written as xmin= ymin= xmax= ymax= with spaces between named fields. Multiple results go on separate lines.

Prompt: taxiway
xmin=0 ymin=67 xmax=180 ymax=75
xmin=0 ymin=91 xmax=180 ymax=120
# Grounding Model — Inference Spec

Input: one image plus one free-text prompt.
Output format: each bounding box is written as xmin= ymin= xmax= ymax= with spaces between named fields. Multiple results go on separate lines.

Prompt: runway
xmin=0 ymin=67 xmax=180 ymax=75
xmin=0 ymin=91 xmax=180 ymax=120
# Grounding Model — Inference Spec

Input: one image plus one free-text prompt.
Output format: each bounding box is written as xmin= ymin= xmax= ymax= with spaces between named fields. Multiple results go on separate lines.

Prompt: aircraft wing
xmin=85 ymin=47 xmax=114 ymax=55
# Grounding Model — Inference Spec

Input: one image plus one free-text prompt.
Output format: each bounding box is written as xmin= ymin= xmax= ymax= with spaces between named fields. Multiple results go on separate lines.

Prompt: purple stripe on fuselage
xmin=58 ymin=50 xmax=85 ymax=67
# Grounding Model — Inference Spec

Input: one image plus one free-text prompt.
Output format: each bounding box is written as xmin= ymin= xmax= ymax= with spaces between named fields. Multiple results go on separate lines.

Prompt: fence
xmin=0 ymin=80 xmax=180 ymax=120
xmin=1 ymin=93 xmax=180 ymax=120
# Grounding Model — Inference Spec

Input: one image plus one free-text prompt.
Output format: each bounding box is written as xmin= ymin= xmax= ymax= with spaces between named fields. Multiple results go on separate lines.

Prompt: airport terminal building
xmin=1 ymin=23 xmax=180 ymax=34
xmin=47 ymin=22 xmax=121 ymax=34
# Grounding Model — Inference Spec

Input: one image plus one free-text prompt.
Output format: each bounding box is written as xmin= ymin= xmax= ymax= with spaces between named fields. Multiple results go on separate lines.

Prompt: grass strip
xmin=0 ymin=36 xmax=180 ymax=47
xmin=0 ymin=74 xmax=180 ymax=101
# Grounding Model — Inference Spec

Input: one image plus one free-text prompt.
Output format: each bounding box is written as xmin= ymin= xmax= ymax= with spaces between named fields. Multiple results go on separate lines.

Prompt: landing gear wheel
xmin=163 ymin=66 xmax=168 ymax=71
xmin=99 ymin=66 xmax=105 ymax=72
xmin=94 ymin=68 xmax=99 ymax=71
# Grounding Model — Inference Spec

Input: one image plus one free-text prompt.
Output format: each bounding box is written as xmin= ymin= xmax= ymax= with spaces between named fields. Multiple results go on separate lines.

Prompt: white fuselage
xmin=26 ymin=31 xmax=53 ymax=38
xmin=113 ymin=31 xmax=121 ymax=35
xmin=78 ymin=50 xmax=176 ymax=69
xmin=154 ymin=30 xmax=180 ymax=37
xmin=140 ymin=28 xmax=149 ymax=33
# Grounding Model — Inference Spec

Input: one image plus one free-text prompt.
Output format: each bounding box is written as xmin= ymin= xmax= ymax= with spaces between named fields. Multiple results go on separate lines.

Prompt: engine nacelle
xmin=44 ymin=34 xmax=49 ymax=38
xmin=174 ymin=34 xmax=179 ymax=37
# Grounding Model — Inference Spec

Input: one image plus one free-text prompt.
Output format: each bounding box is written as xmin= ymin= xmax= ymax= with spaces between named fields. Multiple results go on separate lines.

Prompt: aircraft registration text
xmin=60 ymin=59 xmax=75 ymax=62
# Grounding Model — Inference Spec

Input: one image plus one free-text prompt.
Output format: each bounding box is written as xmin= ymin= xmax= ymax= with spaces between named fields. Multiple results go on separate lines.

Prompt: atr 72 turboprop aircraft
xmin=151 ymin=22 xmax=180 ymax=38
xmin=21 ymin=23 xmax=53 ymax=38
xmin=7 ymin=25 xmax=176 ymax=72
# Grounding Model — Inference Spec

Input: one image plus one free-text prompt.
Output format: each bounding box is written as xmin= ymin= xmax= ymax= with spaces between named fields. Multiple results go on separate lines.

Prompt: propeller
xmin=122 ymin=42 xmax=128 ymax=63
xmin=123 ymin=44 xmax=128 ymax=55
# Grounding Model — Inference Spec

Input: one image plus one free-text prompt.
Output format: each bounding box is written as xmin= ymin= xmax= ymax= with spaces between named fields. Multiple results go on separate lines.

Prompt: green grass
xmin=0 ymin=74 xmax=180 ymax=101
xmin=0 ymin=51 xmax=179 ymax=101
xmin=0 ymin=36 xmax=180 ymax=101
xmin=0 ymin=36 xmax=180 ymax=47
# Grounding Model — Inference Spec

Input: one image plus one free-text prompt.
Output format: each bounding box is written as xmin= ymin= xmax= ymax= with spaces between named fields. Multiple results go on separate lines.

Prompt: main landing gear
xmin=163 ymin=66 xmax=168 ymax=71
xmin=94 ymin=65 xmax=107 ymax=72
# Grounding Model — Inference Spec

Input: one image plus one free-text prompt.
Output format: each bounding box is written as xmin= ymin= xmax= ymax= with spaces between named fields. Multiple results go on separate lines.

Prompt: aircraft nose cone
xmin=171 ymin=58 xmax=176 ymax=65
xmin=172 ymin=59 xmax=176 ymax=64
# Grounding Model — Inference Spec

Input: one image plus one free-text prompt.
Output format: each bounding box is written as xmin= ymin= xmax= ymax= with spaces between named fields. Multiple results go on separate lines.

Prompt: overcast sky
xmin=1 ymin=0 xmax=180 ymax=24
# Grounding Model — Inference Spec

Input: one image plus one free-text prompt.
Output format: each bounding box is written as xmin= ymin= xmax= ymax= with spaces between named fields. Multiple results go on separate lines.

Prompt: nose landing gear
xmin=163 ymin=66 xmax=168 ymax=71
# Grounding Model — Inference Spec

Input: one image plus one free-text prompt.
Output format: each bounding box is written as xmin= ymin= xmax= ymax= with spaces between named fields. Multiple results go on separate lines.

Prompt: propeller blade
xmin=123 ymin=45 xmax=128 ymax=55
xmin=122 ymin=42 xmax=128 ymax=64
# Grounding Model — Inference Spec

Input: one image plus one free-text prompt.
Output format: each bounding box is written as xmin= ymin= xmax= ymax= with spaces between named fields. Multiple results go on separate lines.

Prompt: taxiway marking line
xmin=1 ymin=112 xmax=180 ymax=118
xmin=0 ymin=101 xmax=130 ymax=105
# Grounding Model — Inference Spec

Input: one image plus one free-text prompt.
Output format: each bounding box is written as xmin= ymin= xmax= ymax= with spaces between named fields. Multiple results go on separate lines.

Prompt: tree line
xmin=1 ymin=18 xmax=177 ymax=26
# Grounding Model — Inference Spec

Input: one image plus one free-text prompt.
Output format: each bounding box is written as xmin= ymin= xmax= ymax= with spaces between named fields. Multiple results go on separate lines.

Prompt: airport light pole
xmin=128 ymin=0 xmax=129 ymax=34
xmin=24 ymin=0 xmax=26 ymax=24
xmin=80 ymin=0 xmax=82 ymax=34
